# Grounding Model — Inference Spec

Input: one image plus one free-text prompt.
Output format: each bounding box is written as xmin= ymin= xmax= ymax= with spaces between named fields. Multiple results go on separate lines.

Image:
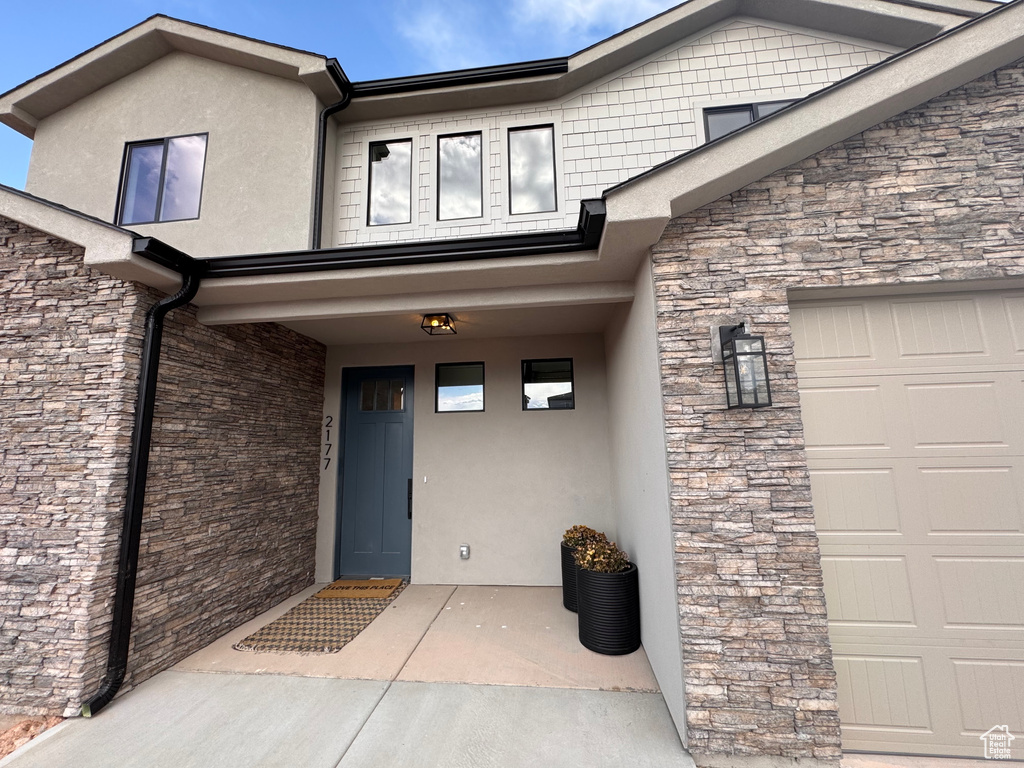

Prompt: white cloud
xmin=510 ymin=0 xmax=678 ymax=47
xmin=393 ymin=0 xmax=494 ymax=71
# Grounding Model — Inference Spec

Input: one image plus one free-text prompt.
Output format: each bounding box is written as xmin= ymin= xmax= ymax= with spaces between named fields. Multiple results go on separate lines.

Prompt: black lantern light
xmin=421 ymin=313 xmax=456 ymax=335
xmin=719 ymin=323 xmax=772 ymax=408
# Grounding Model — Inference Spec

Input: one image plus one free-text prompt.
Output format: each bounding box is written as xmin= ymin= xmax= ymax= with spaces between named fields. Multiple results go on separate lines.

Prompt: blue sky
xmin=0 ymin=0 xmax=678 ymax=189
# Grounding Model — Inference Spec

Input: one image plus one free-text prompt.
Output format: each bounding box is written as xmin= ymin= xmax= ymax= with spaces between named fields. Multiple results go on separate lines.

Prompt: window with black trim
xmin=436 ymin=362 xmax=484 ymax=413
xmin=368 ymin=139 xmax=412 ymax=226
xmin=703 ymin=100 xmax=796 ymax=142
xmin=118 ymin=134 xmax=207 ymax=225
xmin=522 ymin=358 xmax=574 ymax=410
xmin=438 ymin=132 xmax=483 ymax=221
xmin=508 ymin=125 xmax=556 ymax=215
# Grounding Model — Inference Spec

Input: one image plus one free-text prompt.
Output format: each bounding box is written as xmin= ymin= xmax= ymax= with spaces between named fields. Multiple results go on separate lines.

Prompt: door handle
xmin=408 ymin=478 xmax=413 ymax=520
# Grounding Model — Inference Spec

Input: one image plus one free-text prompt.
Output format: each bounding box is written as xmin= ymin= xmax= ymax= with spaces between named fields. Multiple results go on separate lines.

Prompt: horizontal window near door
xmin=436 ymin=362 xmax=485 ymax=412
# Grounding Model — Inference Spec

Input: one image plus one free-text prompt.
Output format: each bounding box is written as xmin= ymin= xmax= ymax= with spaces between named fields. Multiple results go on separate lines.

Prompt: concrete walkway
xmin=1 ymin=586 xmax=694 ymax=768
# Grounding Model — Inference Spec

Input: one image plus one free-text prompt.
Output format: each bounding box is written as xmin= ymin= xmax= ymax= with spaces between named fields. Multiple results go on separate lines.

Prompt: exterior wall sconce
xmin=421 ymin=313 xmax=456 ymax=335
xmin=719 ymin=323 xmax=772 ymax=408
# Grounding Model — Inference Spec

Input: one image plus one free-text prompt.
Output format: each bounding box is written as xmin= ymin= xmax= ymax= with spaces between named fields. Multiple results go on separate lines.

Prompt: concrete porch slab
xmin=398 ymin=585 xmax=660 ymax=692
xmin=0 ymin=670 xmax=388 ymax=768
xmin=337 ymin=681 xmax=693 ymax=768
xmin=175 ymin=583 xmax=455 ymax=681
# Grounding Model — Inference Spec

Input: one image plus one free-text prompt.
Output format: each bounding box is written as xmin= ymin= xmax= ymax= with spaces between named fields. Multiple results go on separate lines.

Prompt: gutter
xmin=82 ymin=238 xmax=205 ymax=717
xmin=350 ymin=58 xmax=568 ymax=97
xmin=204 ymin=199 xmax=605 ymax=278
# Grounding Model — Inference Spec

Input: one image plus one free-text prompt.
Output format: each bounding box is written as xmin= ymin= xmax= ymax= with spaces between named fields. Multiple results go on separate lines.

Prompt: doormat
xmin=233 ymin=582 xmax=407 ymax=654
xmin=314 ymin=578 xmax=402 ymax=599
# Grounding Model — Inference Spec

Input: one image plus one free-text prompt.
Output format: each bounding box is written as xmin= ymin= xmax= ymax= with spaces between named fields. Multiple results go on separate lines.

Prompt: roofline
xmin=0 ymin=182 xmax=136 ymax=235
xmin=603 ymin=0 xmax=1006 ymax=197
xmin=351 ymin=58 xmax=568 ymax=98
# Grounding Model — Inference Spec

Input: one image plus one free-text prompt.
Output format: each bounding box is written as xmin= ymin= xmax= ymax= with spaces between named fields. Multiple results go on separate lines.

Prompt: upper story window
xmin=118 ymin=134 xmax=207 ymax=225
xmin=438 ymin=132 xmax=483 ymax=221
xmin=508 ymin=125 xmax=556 ymax=215
xmin=368 ymin=139 xmax=412 ymax=226
xmin=703 ymin=101 xmax=796 ymax=142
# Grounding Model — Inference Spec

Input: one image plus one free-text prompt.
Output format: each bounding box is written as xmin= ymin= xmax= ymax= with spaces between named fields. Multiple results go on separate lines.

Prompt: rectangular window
xmin=368 ymin=139 xmax=412 ymax=226
xmin=118 ymin=134 xmax=207 ymax=225
xmin=436 ymin=362 xmax=485 ymax=413
xmin=438 ymin=132 xmax=483 ymax=221
xmin=508 ymin=125 xmax=556 ymax=215
xmin=359 ymin=378 xmax=406 ymax=412
xmin=522 ymin=358 xmax=574 ymax=410
xmin=703 ymin=100 xmax=796 ymax=142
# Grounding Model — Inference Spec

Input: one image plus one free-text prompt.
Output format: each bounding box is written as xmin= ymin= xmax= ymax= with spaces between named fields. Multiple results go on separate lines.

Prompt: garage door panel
xmin=795 ymin=289 xmax=1024 ymax=757
xmin=891 ymin=297 xmax=986 ymax=358
xmin=952 ymin=659 xmax=1024 ymax=733
xmin=810 ymin=468 xmax=901 ymax=533
xmin=834 ymin=654 xmax=932 ymax=731
xmin=935 ymin=557 xmax=1024 ymax=630
xmin=801 ymin=385 xmax=891 ymax=450
xmin=822 ymin=556 xmax=915 ymax=625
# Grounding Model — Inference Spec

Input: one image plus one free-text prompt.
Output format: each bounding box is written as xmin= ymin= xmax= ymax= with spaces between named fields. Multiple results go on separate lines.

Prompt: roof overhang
xmin=601 ymin=0 xmax=1024 ymax=266
xmin=0 ymin=15 xmax=347 ymax=138
xmin=343 ymin=0 xmax=993 ymax=122
xmin=0 ymin=184 xmax=180 ymax=291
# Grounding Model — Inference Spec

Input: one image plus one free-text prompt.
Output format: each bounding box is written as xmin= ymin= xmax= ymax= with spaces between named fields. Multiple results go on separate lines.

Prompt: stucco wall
xmin=26 ymin=51 xmax=319 ymax=259
xmin=650 ymin=59 xmax=1024 ymax=765
xmin=0 ymin=214 xmax=325 ymax=715
xmin=317 ymin=333 xmax=615 ymax=585
xmin=329 ymin=18 xmax=890 ymax=247
xmin=604 ymin=256 xmax=687 ymax=741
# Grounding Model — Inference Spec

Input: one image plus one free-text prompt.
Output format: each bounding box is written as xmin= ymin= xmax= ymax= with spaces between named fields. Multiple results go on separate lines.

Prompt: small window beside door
xmin=436 ymin=362 xmax=485 ymax=413
xmin=522 ymin=358 xmax=574 ymax=410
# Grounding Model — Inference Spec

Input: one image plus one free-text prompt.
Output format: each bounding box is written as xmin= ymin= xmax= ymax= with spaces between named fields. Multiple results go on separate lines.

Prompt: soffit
xmin=0 ymin=16 xmax=344 ymax=137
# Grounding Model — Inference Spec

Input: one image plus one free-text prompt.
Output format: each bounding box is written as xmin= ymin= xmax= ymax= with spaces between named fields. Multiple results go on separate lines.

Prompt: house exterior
xmin=1 ymin=0 xmax=1023 ymax=764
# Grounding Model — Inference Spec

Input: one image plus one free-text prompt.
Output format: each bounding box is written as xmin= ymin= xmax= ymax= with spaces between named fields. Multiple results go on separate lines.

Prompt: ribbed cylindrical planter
xmin=560 ymin=541 xmax=579 ymax=612
xmin=576 ymin=563 xmax=640 ymax=655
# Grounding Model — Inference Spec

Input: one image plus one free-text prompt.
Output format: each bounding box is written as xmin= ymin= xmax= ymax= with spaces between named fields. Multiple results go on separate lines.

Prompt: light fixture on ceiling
xmin=421 ymin=313 xmax=456 ymax=335
xmin=719 ymin=322 xmax=771 ymax=408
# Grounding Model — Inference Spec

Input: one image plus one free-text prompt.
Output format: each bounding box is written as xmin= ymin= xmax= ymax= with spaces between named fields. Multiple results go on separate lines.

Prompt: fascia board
xmin=0 ymin=187 xmax=180 ymax=291
xmin=0 ymin=17 xmax=341 ymax=137
xmin=603 ymin=0 xmax=1024 ymax=264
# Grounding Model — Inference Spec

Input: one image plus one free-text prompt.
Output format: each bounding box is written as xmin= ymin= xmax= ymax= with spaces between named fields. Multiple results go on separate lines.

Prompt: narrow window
xmin=438 ymin=132 xmax=483 ymax=221
xmin=118 ymin=134 xmax=207 ymax=225
xmin=522 ymin=358 xmax=574 ymax=410
xmin=436 ymin=363 xmax=485 ymax=413
xmin=508 ymin=125 xmax=556 ymax=215
xmin=368 ymin=139 xmax=412 ymax=226
xmin=703 ymin=100 xmax=796 ymax=142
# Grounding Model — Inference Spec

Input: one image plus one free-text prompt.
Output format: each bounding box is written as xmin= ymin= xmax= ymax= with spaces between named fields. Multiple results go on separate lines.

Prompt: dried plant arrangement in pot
xmin=574 ymin=538 xmax=641 ymax=655
xmin=560 ymin=525 xmax=606 ymax=612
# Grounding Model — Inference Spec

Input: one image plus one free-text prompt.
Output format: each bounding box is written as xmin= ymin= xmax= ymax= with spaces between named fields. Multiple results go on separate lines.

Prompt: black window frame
xmin=702 ymin=100 xmax=796 ymax=143
xmin=436 ymin=131 xmax=484 ymax=222
xmin=521 ymin=357 xmax=575 ymax=411
xmin=507 ymin=124 xmax=557 ymax=216
xmin=115 ymin=132 xmax=209 ymax=226
xmin=435 ymin=361 xmax=486 ymax=414
xmin=367 ymin=138 xmax=414 ymax=227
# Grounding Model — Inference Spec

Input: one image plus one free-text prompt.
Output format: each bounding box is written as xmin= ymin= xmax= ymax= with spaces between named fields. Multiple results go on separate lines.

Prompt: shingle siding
xmin=650 ymin=58 xmax=1024 ymax=764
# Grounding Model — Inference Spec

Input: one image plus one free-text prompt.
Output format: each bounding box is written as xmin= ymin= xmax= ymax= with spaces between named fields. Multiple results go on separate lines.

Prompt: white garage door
xmin=792 ymin=289 xmax=1024 ymax=757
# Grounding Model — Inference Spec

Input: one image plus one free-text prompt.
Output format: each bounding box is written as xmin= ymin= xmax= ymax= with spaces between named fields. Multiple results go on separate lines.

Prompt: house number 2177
xmin=323 ymin=415 xmax=333 ymax=471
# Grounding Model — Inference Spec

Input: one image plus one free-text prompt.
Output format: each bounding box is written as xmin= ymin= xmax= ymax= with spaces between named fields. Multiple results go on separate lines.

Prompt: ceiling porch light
xmin=421 ymin=313 xmax=456 ymax=335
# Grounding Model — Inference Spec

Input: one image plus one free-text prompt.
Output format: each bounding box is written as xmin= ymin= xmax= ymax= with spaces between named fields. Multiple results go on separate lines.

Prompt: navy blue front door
xmin=337 ymin=366 xmax=414 ymax=578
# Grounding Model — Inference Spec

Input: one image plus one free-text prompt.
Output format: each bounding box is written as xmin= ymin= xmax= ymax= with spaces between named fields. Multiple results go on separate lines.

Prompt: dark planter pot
xmin=560 ymin=541 xmax=579 ymax=612
xmin=576 ymin=563 xmax=640 ymax=655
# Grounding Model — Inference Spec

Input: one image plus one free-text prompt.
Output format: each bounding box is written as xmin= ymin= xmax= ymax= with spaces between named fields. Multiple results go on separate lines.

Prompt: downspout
xmin=311 ymin=66 xmax=353 ymax=250
xmin=82 ymin=244 xmax=204 ymax=717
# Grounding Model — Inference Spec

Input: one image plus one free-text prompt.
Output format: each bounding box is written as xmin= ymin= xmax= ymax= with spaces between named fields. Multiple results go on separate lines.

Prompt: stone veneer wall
xmin=0 ymin=216 xmax=326 ymax=715
xmin=650 ymin=61 xmax=1024 ymax=763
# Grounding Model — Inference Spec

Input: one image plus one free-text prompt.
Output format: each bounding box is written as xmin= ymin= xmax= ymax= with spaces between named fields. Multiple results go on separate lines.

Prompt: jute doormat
xmin=315 ymin=578 xmax=402 ymax=599
xmin=233 ymin=582 xmax=407 ymax=654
